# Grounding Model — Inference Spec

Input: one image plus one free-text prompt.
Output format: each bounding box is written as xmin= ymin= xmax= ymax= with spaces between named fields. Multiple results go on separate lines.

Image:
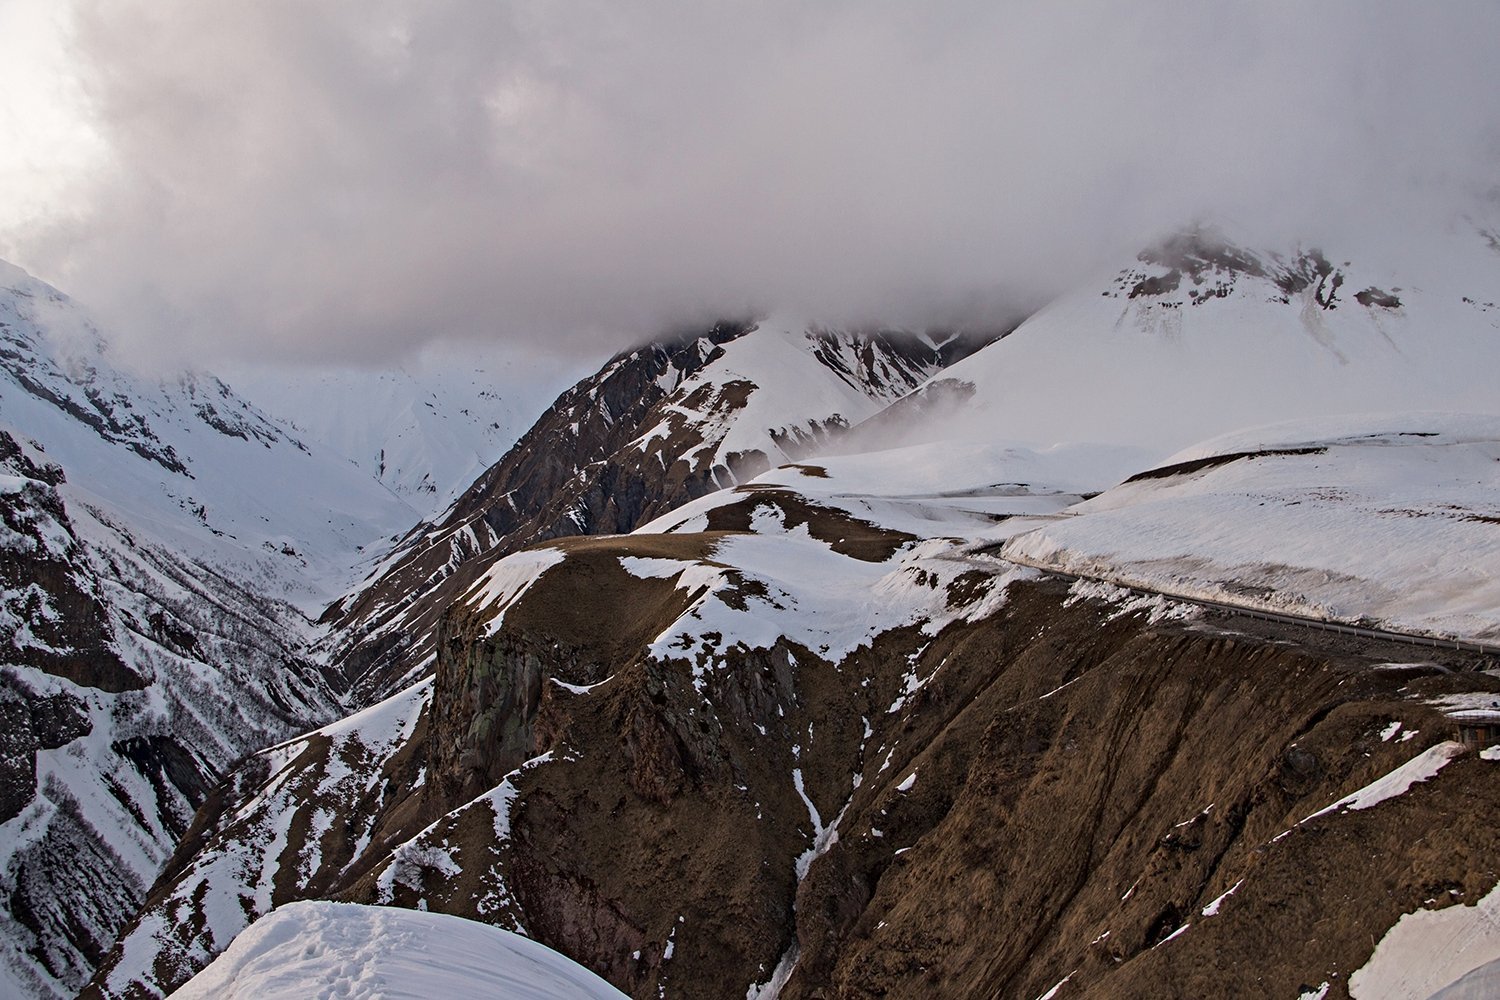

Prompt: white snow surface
xmin=100 ymin=680 xmax=435 ymax=1000
xmin=223 ymin=344 xmax=589 ymax=515
xmin=1424 ymin=957 xmax=1500 ymax=1000
xmin=644 ymin=316 xmax=944 ymax=472
xmin=625 ymin=442 xmax=1127 ymax=671
xmin=640 ymin=438 xmax=1142 ymax=544
xmin=1303 ymin=742 xmax=1464 ymax=823
xmin=169 ymin=901 xmax=626 ymax=1000
xmin=1003 ymin=414 xmax=1500 ymax=644
xmin=889 ymin=221 xmax=1500 ymax=460
xmin=1351 ymin=881 xmax=1500 ymax=1000
xmin=463 ymin=545 xmax=569 ymax=636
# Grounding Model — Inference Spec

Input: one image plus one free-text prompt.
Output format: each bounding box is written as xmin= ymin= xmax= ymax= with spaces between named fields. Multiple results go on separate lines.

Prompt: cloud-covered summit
xmin=10 ymin=1 xmax=1500 ymax=365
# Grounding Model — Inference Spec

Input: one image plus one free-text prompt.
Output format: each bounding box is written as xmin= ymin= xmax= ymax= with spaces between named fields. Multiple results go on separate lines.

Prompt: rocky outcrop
xmin=0 ymin=434 xmax=138 ymax=693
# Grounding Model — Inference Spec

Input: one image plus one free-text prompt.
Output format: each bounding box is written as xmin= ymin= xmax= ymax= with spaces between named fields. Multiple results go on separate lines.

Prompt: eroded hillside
xmin=88 ymin=455 xmax=1500 ymax=1000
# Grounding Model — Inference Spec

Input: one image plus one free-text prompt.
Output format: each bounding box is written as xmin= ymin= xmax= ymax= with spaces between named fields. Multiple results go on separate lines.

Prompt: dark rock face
xmin=450 ymin=580 xmax=1498 ymax=1000
xmin=1110 ymin=226 xmax=1403 ymax=317
xmin=0 ymin=679 xmax=91 ymax=823
xmin=0 ymin=432 xmax=140 ymax=693
xmin=429 ymin=621 xmax=549 ymax=804
xmin=321 ymin=322 xmax=754 ymax=702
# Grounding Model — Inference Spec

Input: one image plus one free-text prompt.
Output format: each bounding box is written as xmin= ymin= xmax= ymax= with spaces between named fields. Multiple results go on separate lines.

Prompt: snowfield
xmin=169 ymin=901 xmax=626 ymax=1000
xmin=1351 ymin=882 xmax=1500 ymax=1000
xmin=223 ymin=344 xmax=589 ymax=515
xmin=1002 ymin=413 xmax=1500 ymax=644
xmin=882 ymin=222 xmax=1500 ymax=459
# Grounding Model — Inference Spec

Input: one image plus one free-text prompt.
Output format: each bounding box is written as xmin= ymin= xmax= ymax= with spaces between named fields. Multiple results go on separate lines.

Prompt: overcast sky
xmin=2 ymin=1 xmax=1497 ymax=366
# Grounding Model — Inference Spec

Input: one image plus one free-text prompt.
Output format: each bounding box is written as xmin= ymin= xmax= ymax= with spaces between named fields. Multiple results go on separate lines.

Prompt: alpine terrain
xmin=42 ymin=215 xmax=1500 ymax=1000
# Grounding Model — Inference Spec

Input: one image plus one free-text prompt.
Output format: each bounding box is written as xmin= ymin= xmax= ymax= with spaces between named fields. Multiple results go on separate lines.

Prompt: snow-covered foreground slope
xmin=1002 ymin=413 xmax=1500 ymax=644
xmin=869 ymin=222 xmax=1500 ymax=460
xmin=225 ymin=345 xmax=591 ymax=515
xmin=0 ymin=260 xmax=419 ymax=999
xmin=1351 ymin=882 xmax=1500 ymax=1000
xmin=170 ymin=902 xmax=626 ymax=1000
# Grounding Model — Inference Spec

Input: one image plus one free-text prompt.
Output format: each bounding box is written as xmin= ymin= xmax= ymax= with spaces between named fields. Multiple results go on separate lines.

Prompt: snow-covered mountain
xmin=855 ymin=221 xmax=1500 ymax=460
xmin=320 ymin=317 xmax=995 ymax=703
xmin=224 ymin=346 xmax=591 ymax=515
xmin=28 ymin=211 xmax=1500 ymax=999
xmin=0 ymin=261 xmax=419 ymax=606
xmin=0 ymin=260 xmax=418 ymax=999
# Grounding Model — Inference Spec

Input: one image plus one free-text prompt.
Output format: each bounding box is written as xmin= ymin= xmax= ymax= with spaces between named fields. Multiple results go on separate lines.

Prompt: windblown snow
xmin=169 ymin=901 xmax=626 ymax=1000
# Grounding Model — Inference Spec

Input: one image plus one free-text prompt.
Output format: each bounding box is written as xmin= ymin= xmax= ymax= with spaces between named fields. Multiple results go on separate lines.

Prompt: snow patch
xmin=171 ymin=901 xmax=626 ymax=999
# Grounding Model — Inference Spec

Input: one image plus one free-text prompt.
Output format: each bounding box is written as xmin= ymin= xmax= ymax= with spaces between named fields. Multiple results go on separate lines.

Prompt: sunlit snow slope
xmin=0 ymin=260 xmax=418 ymax=607
xmin=225 ymin=345 xmax=591 ymax=515
xmin=871 ymin=222 xmax=1500 ymax=459
xmin=170 ymin=902 xmax=627 ymax=1000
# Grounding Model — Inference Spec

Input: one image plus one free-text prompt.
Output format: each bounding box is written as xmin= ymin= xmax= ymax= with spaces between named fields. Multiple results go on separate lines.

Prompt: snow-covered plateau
xmin=1002 ymin=413 xmax=1500 ymax=645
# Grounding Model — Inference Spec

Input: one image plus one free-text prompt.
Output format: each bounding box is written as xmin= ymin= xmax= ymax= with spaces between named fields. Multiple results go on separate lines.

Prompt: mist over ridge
xmin=3 ymin=2 xmax=1498 ymax=368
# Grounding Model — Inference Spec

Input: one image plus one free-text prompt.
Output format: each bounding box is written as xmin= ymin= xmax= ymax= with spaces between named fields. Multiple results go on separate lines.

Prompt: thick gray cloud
xmin=13 ymin=1 xmax=1500 ymax=364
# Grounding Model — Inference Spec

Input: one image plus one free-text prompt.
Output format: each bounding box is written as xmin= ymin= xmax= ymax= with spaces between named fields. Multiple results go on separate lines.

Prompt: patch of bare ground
xmin=703 ymin=487 xmax=916 ymax=562
xmin=419 ymin=569 xmax=1500 ymax=999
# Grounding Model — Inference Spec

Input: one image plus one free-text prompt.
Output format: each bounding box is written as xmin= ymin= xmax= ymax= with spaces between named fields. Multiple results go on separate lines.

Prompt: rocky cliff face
xmin=87 ymin=459 xmax=1500 ymax=1000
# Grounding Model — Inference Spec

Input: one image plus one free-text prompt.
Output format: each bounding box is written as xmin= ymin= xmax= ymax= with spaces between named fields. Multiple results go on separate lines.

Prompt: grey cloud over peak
xmin=12 ymin=0 xmax=1500 ymax=366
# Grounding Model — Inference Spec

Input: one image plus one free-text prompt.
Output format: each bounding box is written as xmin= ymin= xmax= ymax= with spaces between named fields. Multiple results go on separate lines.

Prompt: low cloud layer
xmin=9 ymin=1 xmax=1500 ymax=365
